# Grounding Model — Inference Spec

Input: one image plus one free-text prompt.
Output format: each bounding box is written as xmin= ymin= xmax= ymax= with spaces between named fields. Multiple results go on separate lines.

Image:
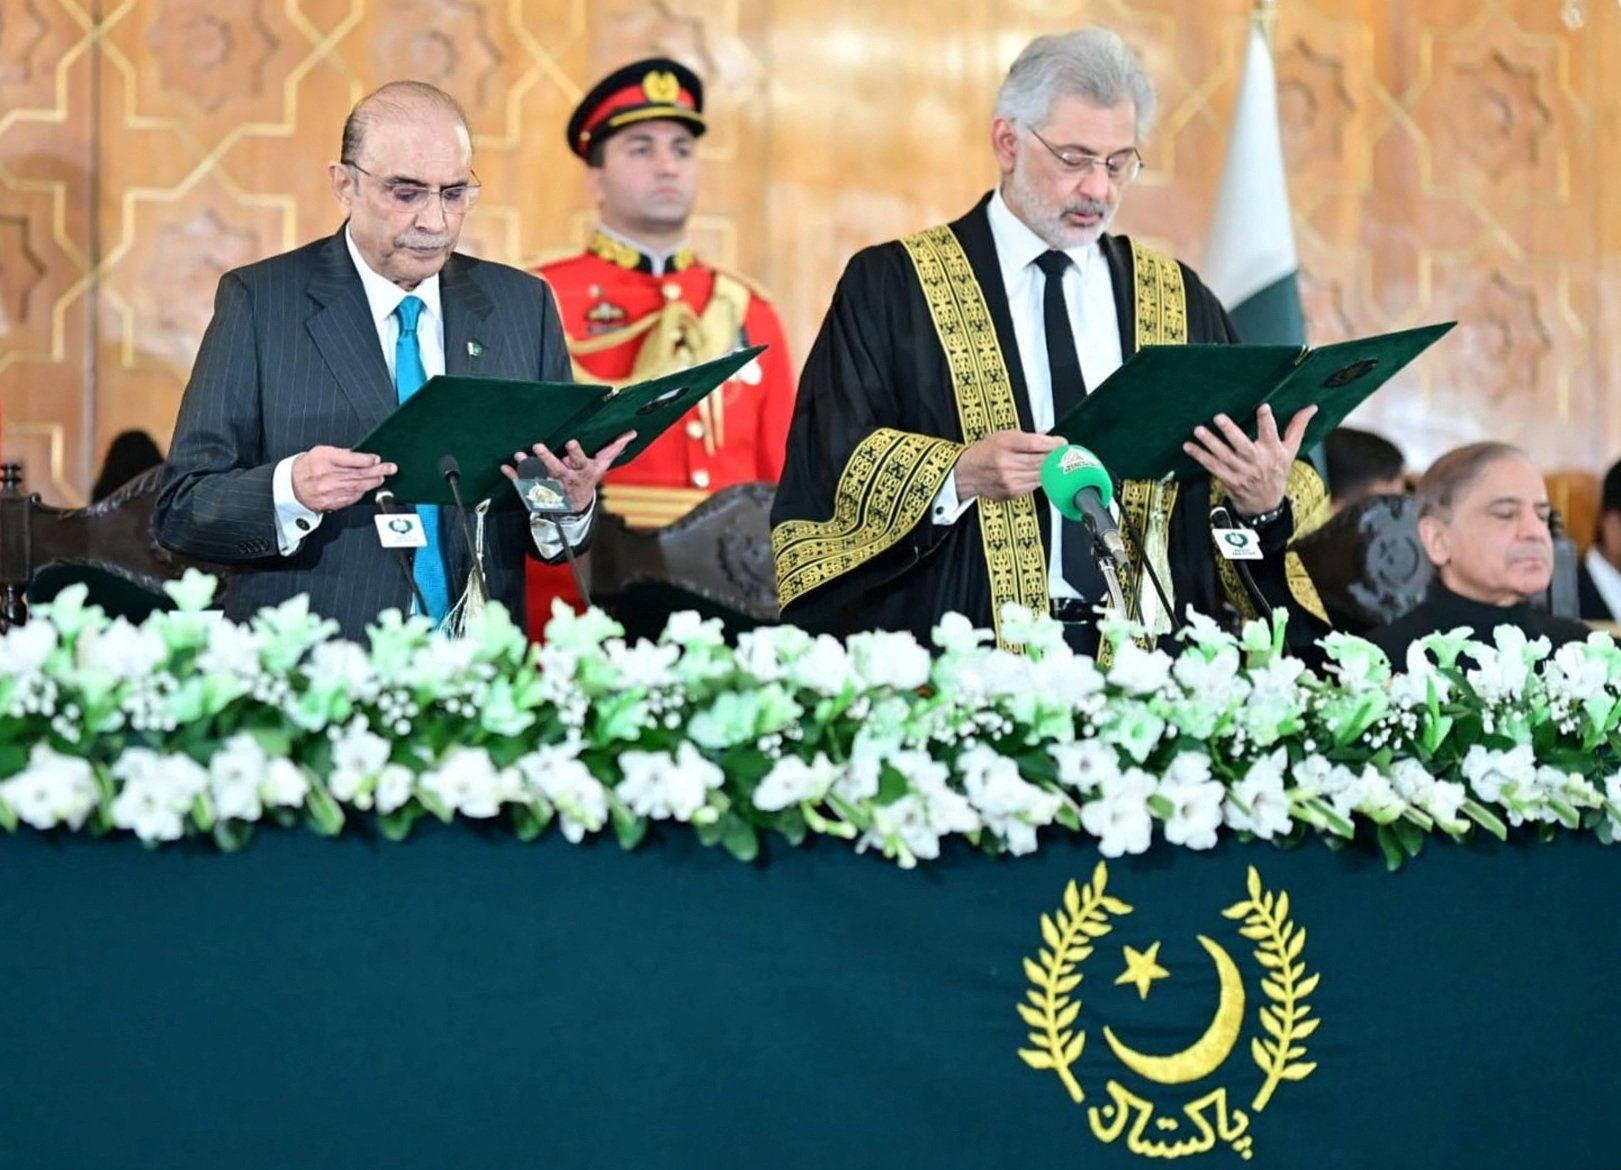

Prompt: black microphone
xmin=511 ymin=456 xmax=592 ymax=610
xmin=1210 ymin=503 xmax=1273 ymax=620
xmin=373 ymin=489 xmax=432 ymax=618
xmin=438 ymin=454 xmax=488 ymax=601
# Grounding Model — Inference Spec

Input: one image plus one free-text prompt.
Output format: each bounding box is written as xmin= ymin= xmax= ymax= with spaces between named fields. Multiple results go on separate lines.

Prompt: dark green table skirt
xmin=0 ymin=827 xmax=1615 ymax=1169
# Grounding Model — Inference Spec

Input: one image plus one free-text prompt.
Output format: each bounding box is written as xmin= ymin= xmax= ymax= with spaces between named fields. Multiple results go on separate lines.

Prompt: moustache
xmin=395 ymin=231 xmax=454 ymax=250
xmin=1064 ymin=199 xmax=1111 ymax=218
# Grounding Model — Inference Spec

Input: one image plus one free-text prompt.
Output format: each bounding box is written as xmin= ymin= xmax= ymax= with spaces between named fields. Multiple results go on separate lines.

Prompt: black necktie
xmin=1033 ymin=250 xmax=1103 ymax=601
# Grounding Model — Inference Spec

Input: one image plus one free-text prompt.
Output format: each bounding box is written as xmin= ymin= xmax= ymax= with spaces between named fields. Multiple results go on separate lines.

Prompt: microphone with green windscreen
xmin=1040 ymin=444 xmax=1128 ymax=572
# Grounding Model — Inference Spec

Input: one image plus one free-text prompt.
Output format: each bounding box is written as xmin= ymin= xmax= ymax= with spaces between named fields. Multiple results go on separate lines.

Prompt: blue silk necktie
xmin=394 ymin=296 xmax=449 ymax=621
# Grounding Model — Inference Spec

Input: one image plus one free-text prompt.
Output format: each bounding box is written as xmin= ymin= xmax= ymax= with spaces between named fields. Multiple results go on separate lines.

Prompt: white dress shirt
xmin=932 ymin=187 xmax=1125 ymax=599
xmin=1585 ymin=547 xmax=1621 ymax=620
xmin=272 ymin=228 xmax=587 ymax=558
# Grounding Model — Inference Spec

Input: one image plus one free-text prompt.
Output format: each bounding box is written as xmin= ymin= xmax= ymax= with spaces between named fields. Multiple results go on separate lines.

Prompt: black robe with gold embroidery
xmin=771 ymin=194 xmax=1328 ymax=651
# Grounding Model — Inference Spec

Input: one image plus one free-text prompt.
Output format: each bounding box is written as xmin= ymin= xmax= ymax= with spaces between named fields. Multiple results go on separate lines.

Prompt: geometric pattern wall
xmin=1 ymin=0 xmax=1617 ymax=505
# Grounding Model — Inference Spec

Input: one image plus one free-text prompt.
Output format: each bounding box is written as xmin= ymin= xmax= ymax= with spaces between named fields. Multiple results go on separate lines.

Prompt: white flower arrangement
xmin=2 ymin=569 xmax=1621 ymax=871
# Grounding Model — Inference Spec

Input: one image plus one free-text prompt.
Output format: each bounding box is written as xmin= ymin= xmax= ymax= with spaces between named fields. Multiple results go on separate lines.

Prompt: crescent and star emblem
xmin=1017 ymin=863 xmax=1320 ymax=1162
xmin=1104 ymin=934 xmax=1245 ymax=1085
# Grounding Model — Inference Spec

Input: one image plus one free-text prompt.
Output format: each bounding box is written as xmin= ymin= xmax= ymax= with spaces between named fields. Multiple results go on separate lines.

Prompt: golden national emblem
xmin=1016 ymin=863 xmax=1320 ymax=1161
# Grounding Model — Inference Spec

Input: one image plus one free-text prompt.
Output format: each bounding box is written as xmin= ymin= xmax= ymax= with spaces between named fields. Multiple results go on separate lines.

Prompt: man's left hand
xmin=1183 ymin=404 xmax=1318 ymax=519
xmin=501 ymin=431 xmax=637 ymax=512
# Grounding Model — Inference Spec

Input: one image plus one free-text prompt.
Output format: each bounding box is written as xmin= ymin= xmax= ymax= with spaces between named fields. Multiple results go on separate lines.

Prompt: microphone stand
xmin=438 ymin=456 xmax=489 ymax=604
xmin=1110 ymin=484 xmax=1183 ymax=638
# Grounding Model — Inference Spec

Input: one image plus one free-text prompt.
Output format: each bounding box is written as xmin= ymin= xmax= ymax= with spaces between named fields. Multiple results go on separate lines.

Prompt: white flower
xmin=931 ymin=611 xmax=992 ymax=655
xmin=847 ymin=630 xmax=931 ymax=691
xmin=1224 ymin=754 xmax=1293 ymax=840
xmin=262 ymin=758 xmax=309 ymax=808
xmin=753 ymin=753 xmax=841 ymax=812
xmin=1079 ymin=768 xmax=1156 ymax=858
xmin=958 ymin=744 xmax=1062 ymax=855
xmin=1543 ymin=641 xmax=1609 ymax=705
xmin=1050 ymin=738 xmax=1121 ymax=796
xmin=616 ymin=742 xmax=724 ymax=821
xmin=210 ymin=734 xmax=270 ymax=821
xmin=1157 ymin=753 xmax=1222 ymax=849
xmin=660 ymin=612 xmax=728 ymax=663
xmin=517 ymin=745 xmax=608 ymax=843
xmin=604 ymin=639 xmax=680 ymax=691
xmin=1107 ymin=642 xmax=1173 ymax=695
xmin=78 ymin=618 xmax=168 ymax=682
xmin=0 ymin=622 xmax=57 ymax=676
xmin=1461 ymin=744 xmax=1536 ymax=805
xmin=375 ymin=764 xmax=415 ymax=814
xmin=1389 ymin=759 xmax=1467 ymax=829
xmin=996 ymin=602 xmax=1067 ymax=656
xmin=331 ymin=718 xmax=391 ymax=778
xmin=304 ymin=640 xmax=378 ymax=698
xmin=419 ymin=747 xmax=511 ymax=818
xmin=110 ymin=749 xmax=208 ymax=842
xmin=196 ymin=621 xmax=265 ymax=678
xmin=734 ymin=625 xmax=814 ymax=684
xmin=0 ymin=744 xmax=98 ymax=830
xmin=836 ymin=744 xmax=884 ymax=804
xmin=788 ymin=635 xmax=854 ymax=696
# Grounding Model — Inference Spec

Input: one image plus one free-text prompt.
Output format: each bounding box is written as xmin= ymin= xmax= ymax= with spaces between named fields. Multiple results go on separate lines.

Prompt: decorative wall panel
xmin=0 ymin=0 xmax=1615 ymax=505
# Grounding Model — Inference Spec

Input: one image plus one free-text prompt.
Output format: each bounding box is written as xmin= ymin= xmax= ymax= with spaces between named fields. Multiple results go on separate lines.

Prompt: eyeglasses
xmin=1025 ymin=126 xmax=1144 ymax=185
xmin=346 ymin=163 xmax=483 ymax=213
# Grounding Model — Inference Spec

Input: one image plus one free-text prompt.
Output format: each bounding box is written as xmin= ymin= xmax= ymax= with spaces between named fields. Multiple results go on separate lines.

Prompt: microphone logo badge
xmin=374 ymin=512 xmax=427 ymax=549
xmin=1059 ymin=447 xmax=1100 ymax=475
xmin=524 ymin=481 xmax=566 ymax=510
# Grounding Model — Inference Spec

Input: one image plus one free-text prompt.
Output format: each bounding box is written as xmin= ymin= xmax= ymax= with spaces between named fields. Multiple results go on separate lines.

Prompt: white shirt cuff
xmin=932 ymin=466 xmax=976 ymax=526
xmin=529 ymin=494 xmax=596 ymax=556
xmin=272 ymin=455 xmax=323 ymax=555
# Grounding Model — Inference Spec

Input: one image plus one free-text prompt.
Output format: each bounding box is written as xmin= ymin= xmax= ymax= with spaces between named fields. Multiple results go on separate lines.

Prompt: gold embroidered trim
xmin=899 ymin=225 xmax=1049 ymax=649
xmin=772 ymin=427 xmax=964 ymax=609
xmin=1129 ymin=238 xmax=1188 ymax=348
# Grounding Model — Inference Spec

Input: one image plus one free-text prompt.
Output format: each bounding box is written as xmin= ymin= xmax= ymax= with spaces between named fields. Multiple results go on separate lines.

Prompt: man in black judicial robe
xmin=771 ymin=29 xmax=1329 ymax=653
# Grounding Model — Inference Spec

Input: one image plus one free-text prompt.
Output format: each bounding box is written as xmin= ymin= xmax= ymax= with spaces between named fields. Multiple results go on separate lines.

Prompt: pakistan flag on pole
xmin=1205 ymin=18 xmax=1304 ymax=345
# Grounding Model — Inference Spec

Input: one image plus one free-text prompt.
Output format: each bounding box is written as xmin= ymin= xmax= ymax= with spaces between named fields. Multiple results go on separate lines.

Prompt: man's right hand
xmin=291 ymin=446 xmax=396 ymax=512
xmin=952 ymin=429 xmax=1065 ymax=502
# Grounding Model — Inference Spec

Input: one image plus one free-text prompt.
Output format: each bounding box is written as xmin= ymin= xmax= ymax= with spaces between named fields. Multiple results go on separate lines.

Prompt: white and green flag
xmin=1205 ymin=20 xmax=1304 ymax=345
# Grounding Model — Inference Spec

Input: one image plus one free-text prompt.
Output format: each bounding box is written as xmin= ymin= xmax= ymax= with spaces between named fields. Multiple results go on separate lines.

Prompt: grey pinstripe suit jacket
xmin=154 ymin=228 xmax=575 ymax=642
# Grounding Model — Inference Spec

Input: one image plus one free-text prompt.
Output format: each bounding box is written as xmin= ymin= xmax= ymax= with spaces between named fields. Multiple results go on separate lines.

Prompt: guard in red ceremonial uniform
xmin=526 ymin=58 xmax=796 ymax=632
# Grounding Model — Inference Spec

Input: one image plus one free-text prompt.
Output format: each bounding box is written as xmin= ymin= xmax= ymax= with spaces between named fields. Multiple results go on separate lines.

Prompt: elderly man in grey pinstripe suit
xmin=156 ymin=81 xmax=632 ymax=642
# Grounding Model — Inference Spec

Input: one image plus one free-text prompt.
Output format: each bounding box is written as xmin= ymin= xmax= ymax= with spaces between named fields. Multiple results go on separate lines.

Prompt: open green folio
xmin=356 ymin=346 xmax=766 ymax=506
xmin=1049 ymin=322 xmax=1455 ymax=482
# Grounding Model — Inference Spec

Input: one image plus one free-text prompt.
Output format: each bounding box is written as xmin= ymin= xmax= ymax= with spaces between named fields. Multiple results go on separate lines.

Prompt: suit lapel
xmin=440 ymin=253 xmax=495 ymax=378
xmin=305 ymin=228 xmax=397 ymax=426
xmin=949 ymin=194 xmax=1038 ymax=435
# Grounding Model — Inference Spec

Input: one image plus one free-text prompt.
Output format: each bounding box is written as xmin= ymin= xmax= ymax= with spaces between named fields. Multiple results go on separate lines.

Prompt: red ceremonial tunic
xmin=524 ymin=232 xmax=796 ymax=633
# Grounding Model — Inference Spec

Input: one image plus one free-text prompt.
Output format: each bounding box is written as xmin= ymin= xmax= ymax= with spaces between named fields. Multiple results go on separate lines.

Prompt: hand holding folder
xmin=1049 ymin=323 xmax=1455 ymax=483
xmin=354 ymin=346 xmax=766 ymax=506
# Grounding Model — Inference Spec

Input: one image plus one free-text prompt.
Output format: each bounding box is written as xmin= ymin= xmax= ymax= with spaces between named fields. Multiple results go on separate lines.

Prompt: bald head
xmin=341 ymin=81 xmax=471 ymax=166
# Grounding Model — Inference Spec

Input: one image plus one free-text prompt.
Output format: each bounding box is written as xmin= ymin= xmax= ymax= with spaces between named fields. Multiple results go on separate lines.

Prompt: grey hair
xmin=1416 ymin=441 xmax=1526 ymax=521
xmin=341 ymin=81 xmax=471 ymax=165
xmin=994 ymin=28 xmax=1158 ymax=139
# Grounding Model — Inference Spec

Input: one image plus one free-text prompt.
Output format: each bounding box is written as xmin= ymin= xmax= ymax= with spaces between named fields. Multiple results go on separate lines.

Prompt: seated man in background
xmin=1368 ymin=441 xmax=1588 ymax=662
xmin=1577 ymin=459 xmax=1621 ymax=621
xmin=1323 ymin=425 xmax=1405 ymax=514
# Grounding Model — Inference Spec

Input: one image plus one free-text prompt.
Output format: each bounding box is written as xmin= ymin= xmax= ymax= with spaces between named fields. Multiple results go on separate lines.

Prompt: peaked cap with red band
xmin=566 ymin=57 xmax=706 ymax=160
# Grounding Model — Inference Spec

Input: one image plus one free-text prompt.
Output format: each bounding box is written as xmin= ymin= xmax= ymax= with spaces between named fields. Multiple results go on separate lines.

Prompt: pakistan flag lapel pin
xmin=467 ymin=340 xmax=484 ymax=358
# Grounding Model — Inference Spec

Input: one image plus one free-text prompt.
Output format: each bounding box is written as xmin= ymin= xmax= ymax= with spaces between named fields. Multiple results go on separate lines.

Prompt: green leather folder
xmin=357 ymin=345 xmax=765 ymax=506
xmin=1050 ymin=322 xmax=1455 ymax=482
